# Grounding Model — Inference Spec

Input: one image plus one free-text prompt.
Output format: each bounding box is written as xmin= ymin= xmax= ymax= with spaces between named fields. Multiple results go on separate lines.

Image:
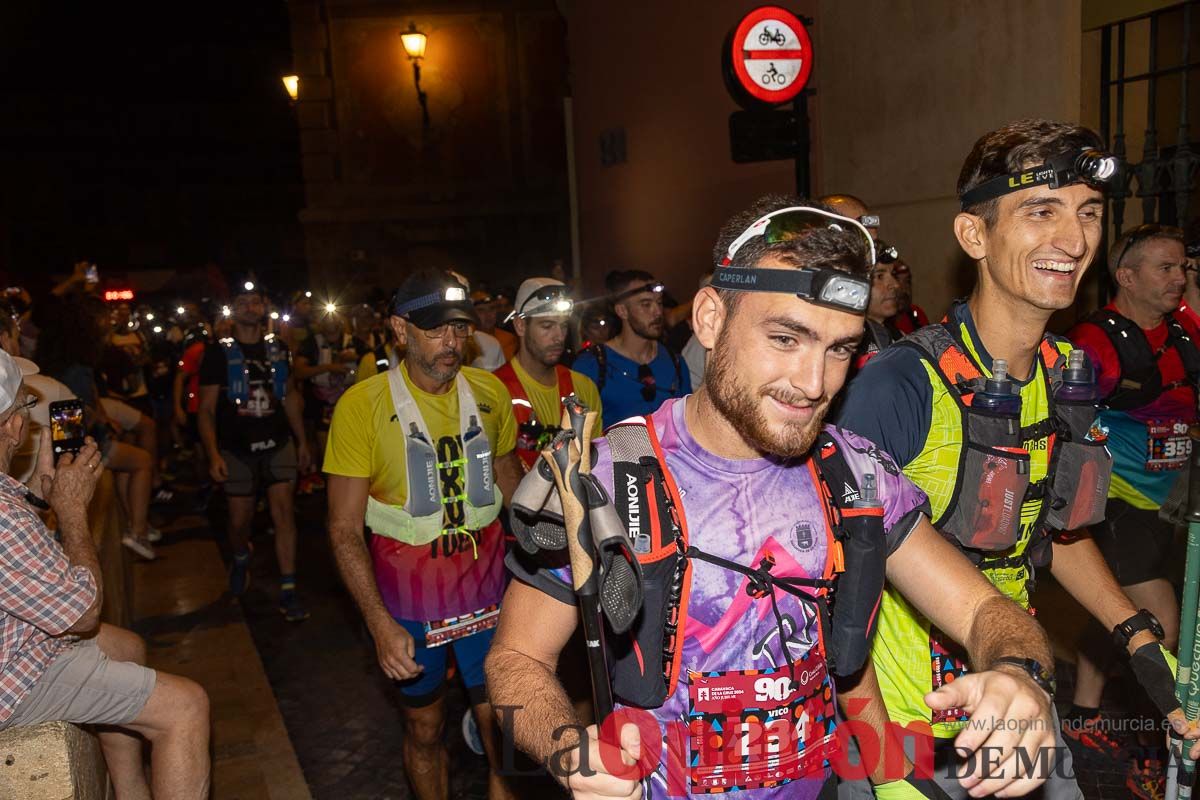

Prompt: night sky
xmin=0 ymin=2 xmax=304 ymax=293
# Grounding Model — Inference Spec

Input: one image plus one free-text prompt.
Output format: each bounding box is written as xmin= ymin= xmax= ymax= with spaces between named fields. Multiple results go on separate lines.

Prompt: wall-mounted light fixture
xmin=282 ymin=74 xmax=299 ymax=104
xmin=400 ymin=23 xmax=430 ymax=129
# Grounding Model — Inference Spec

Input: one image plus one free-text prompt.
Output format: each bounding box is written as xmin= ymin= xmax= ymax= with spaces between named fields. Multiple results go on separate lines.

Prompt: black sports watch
xmin=991 ymin=656 xmax=1057 ymax=698
xmin=1113 ymin=609 xmax=1165 ymax=649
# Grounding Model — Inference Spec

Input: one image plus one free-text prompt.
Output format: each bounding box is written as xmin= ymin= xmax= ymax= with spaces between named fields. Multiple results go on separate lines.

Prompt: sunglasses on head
xmin=722 ymin=206 xmax=877 ymax=267
xmin=517 ymin=285 xmax=573 ymax=317
xmin=1115 ymin=224 xmax=1177 ymax=271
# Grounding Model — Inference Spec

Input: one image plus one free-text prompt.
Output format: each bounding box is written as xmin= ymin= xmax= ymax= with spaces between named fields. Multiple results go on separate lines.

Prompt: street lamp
xmin=281 ymin=74 xmax=299 ymax=103
xmin=400 ymin=23 xmax=430 ymax=129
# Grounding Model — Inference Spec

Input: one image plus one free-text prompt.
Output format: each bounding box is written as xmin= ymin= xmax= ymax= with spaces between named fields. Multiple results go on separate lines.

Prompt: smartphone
xmin=48 ymin=399 xmax=86 ymax=462
xmin=85 ymin=265 xmax=99 ymax=284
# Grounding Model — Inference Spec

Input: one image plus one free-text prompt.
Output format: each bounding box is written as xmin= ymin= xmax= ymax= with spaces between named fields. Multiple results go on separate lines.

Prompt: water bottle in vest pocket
xmin=941 ymin=445 xmax=1030 ymax=551
xmin=463 ymin=416 xmax=494 ymax=508
xmin=405 ymin=423 xmax=442 ymax=518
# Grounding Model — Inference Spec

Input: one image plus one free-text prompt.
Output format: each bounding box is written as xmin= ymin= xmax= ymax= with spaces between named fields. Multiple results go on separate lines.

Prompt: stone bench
xmin=0 ymin=474 xmax=131 ymax=798
xmin=0 ymin=721 xmax=110 ymax=800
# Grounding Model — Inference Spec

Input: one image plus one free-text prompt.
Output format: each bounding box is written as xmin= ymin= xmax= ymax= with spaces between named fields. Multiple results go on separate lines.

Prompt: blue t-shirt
xmin=573 ymin=343 xmax=691 ymax=423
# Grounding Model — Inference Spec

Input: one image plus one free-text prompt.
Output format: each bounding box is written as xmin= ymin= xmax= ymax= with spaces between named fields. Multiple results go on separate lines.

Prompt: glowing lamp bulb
xmin=325 ymin=302 xmax=337 ymax=314
xmin=243 ymin=281 xmax=255 ymax=292
xmin=270 ymin=311 xmax=280 ymax=320
xmin=222 ymin=306 xmax=231 ymax=318
xmin=304 ymin=291 xmax=312 ymax=298
xmin=282 ymin=74 xmax=299 ymax=102
xmin=145 ymin=313 xmax=154 ymax=321
xmin=176 ymin=306 xmax=185 ymax=315
xmin=282 ymin=314 xmax=291 ymax=322
xmin=152 ymin=325 xmax=163 ymax=334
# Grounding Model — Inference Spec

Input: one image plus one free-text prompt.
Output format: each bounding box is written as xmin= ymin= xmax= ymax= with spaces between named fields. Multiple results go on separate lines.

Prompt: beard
xmin=704 ymin=334 xmax=828 ymax=458
xmin=629 ymin=315 xmax=664 ymax=339
xmin=413 ymin=346 xmax=462 ymax=383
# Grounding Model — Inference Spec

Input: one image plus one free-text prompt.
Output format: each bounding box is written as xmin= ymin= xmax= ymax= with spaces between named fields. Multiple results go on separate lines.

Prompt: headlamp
xmin=514 ymin=285 xmax=574 ymax=319
xmin=611 ymin=281 xmax=665 ymax=303
xmin=876 ymin=243 xmax=899 ymax=264
xmin=270 ymin=311 xmax=280 ymax=320
xmin=444 ymin=286 xmax=467 ymax=303
xmin=221 ymin=305 xmax=231 ymax=318
xmin=959 ymin=147 xmax=1121 ymax=209
xmin=324 ymin=302 xmax=337 ymax=314
xmin=176 ymin=306 xmax=186 ymax=316
xmin=392 ymin=285 xmax=470 ymax=318
xmin=858 ymin=214 xmax=881 ymax=229
xmin=710 ymin=266 xmax=870 ymax=315
xmin=243 ymin=281 xmax=255 ymax=292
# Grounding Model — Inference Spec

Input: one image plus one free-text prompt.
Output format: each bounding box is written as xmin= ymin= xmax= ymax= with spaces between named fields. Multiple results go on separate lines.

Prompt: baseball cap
xmin=391 ymin=271 xmax=479 ymax=330
xmin=511 ymin=278 xmax=571 ymax=321
xmin=0 ymin=350 xmax=38 ymax=416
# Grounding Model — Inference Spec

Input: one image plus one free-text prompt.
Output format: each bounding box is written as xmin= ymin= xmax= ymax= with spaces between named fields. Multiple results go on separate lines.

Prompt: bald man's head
xmin=818 ymin=194 xmax=877 ymax=237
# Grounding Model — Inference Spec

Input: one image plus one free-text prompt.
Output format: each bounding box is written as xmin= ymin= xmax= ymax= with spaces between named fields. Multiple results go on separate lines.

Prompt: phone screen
xmin=49 ymin=401 xmax=86 ymax=458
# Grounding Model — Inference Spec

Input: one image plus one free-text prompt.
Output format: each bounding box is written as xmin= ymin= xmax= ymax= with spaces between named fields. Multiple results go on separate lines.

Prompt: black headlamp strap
xmin=710 ymin=267 xmax=815 ymax=296
xmin=611 ymin=281 xmax=663 ymax=303
xmin=959 ymin=166 xmax=1060 ymax=209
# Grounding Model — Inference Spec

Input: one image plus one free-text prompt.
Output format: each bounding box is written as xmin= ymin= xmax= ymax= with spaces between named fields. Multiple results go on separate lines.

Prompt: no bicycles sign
xmin=729 ymin=6 xmax=813 ymax=105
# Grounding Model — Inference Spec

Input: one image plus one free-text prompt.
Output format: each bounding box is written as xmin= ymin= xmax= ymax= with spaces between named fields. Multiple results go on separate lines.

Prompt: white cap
xmin=0 ymin=350 xmax=38 ymax=415
xmin=510 ymin=278 xmax=571 ymax=321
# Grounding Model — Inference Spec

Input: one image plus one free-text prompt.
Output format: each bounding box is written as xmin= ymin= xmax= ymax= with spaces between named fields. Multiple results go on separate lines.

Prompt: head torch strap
xmin=959 ymin=149 xmax=1119 ymax=209
xmin=611 ymin=282 xmax=664 ymax=303
xmin=710 ymin=267 xmax=870 ymax=313
xmin=393 ymin=290 xmax=456 ymax=318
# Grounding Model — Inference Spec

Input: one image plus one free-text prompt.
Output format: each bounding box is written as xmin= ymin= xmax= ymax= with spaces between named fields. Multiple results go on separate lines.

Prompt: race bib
xmin=423 ymin=604 xmax=499 ymax=647
xmin=686 ymin=649 xmax=838 ymax=793
xmin=1146 ymin=420 xmax=1190 ymax=472
xmin=930 ymin=629 xmax=970 ymax=724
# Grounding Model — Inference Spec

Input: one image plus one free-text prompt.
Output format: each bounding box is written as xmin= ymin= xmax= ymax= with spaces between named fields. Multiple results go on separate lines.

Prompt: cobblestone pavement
xmin=182 ymin=477 xmax=1180 ymax=799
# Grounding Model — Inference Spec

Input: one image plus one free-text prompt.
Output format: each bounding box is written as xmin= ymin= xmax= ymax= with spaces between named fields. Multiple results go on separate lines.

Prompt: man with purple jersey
xmin=487 ymin=196 xmax=1059 ymax=800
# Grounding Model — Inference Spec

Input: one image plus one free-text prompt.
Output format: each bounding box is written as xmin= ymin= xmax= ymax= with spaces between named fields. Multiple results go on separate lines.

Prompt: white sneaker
xmin=122 ymin=536 xmax=157 ymax=560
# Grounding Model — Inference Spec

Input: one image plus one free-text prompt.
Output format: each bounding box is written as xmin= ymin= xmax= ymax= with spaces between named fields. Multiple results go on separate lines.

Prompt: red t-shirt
xmin=1068 ymin=303 xmax=1200 ymax=423
xmin=179 ymin=341 xmax=206 ymax=414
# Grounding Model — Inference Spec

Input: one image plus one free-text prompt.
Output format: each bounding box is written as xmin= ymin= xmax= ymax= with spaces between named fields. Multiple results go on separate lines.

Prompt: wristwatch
xmin=991 ymin=656 xmax=1056 ymax=698
xmin=1113 ymin=609 xmax=1165 ymax=649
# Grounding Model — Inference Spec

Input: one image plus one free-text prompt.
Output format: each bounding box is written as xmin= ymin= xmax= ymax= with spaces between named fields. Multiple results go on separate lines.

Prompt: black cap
xmin=391 ymin=270 xmax=479 ymax=329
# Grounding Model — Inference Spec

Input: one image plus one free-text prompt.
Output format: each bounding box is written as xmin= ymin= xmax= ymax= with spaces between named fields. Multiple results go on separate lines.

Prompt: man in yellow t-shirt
xmin=325 ymin=270 xmax=522 ymax=800
xmin=493 ymin=278 xmax=602 ymax=469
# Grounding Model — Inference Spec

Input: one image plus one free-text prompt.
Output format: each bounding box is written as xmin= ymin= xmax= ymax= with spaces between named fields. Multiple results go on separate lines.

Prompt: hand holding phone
xmin=49 ymin=399 xmax=86 ymax=463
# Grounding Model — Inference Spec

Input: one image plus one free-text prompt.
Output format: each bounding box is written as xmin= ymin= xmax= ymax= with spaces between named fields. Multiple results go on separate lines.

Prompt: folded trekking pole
xmin=1167 ymin=425 xmax=1200 ymax=800
xmin=539 ymin=399 xmax=614 ymax=720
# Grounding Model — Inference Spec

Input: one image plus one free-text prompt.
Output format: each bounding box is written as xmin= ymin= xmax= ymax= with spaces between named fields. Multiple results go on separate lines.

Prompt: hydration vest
xmin=1085 ymin=308 xmax=1200 ymax=411
xmin=897 ymin=317 xmax=1110 ymax=570
xmin=511 ymin=414 xmax=888 ymax=709
xmin=221 ymin=335 xmax=289 ymax=405
xmin=494 ymin=361 xmax=575 ymax=468
xmin=590 ymin=343 xmax=684 ymax=395
xmin=373 ymin=342 xmax=398 ymax=373
xmin=311 ymin=333 xmax=354 ymax=389
xmin=364 ymin=367 xmax=502 ymax=554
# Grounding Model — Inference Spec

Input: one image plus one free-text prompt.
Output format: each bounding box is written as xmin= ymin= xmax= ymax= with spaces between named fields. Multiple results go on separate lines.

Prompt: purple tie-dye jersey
xmin=509 ymin=398 xmax=929 ymax=798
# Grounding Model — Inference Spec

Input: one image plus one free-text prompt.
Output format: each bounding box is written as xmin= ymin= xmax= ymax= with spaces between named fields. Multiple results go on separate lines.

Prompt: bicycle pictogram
xmin=758 ymin=26 xmax=787 ymax=46
xmin=761 ymin=63 xmax=787 ymax=86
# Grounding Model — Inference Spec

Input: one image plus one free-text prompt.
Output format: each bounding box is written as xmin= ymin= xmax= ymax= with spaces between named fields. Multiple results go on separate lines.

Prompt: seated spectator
xmin=0 ymin=349 xmax=211 ymax=798
xmin=33 ymin=297 xmax=157 ymax=559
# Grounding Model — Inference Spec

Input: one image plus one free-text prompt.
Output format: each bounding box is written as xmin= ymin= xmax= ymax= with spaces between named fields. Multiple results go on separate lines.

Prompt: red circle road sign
xmin=730 ymin=6 xmax=813 ymax=105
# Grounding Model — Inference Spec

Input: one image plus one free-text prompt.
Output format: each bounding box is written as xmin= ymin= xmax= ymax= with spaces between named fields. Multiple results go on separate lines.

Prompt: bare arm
xmin=494 ymin=451 xmax=523 ymax=507
xmin=42 ymin=438 xmax=105 ymax=634
xmin=887 ymin=520 xmax=1053 ymax=668
xmin=284 ymin=376 xmax=307 ymax=450
xmin=484 ymin=580 xmax=582 ymax=769
xmin=292 ymin=354 xmax=341 ymax=381
xmin=326 ymin=474 xmax=421 ymax=679
xmin=171 ymin=369 xmax=187 ymax=422
xmin=835 ymin=661 xmax=910 ymax=785
xmin=197 ymin=385 xmax=220 ymax=462
xmin=1051 ymin=533 xmax=1152 ymax=652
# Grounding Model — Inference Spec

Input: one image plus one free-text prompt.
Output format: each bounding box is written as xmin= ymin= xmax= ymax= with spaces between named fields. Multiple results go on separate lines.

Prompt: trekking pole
xmin=1167 ymin=426 xmax=1200 ymax=800
xmin=540 ymin=403 xmax=615 ymax=721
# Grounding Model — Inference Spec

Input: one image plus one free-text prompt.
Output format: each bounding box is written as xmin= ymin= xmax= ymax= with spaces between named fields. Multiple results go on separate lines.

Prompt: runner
xmin=198 ymin=276 xmax=311 ymax=621
xmin=325 ymin=269 xmax=524 ymax=800
xmin=1064 ymin=224 xmax=1196 ymax=796
xmin=489 ymin=196 xmax=1065 ymax=800
xmin=890 ymin=257 xmax=930 ymax=336
xmin=855 ymin=240 xmax=903 ymax=369
xmin=573 ymin=270 xmax=690 ymax=422
xmin=493 ymin=277 xmax=602 ymax=469
xmin=838 ymin=118 xmax=1196 ymax=798
xmin=294 ymin=303 xmax=364 ymax=486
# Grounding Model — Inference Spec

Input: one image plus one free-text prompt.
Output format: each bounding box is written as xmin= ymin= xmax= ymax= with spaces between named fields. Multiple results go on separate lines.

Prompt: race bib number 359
xmin=1146 ymin=420 xmax=1190 ymax=472
xmin=686 ymin=650 xmax=838 ymax=793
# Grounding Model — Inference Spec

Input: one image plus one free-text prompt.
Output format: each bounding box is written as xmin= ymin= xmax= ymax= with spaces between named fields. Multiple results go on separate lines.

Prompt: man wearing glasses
xmin=493 ymin=277 xmax=603 ymax=470
xmin=573 ymin=270 xmax=691 ymax=423
xmin=1062 ymin=224 xmax=1198 ymax=789
xmin=325 ymin=269 xmax=523 ymax=800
